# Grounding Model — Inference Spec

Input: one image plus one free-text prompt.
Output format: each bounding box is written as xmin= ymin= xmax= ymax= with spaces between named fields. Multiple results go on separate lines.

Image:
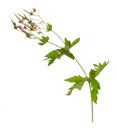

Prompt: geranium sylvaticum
xmin=11 ymin=8 xmax=109 ymax=122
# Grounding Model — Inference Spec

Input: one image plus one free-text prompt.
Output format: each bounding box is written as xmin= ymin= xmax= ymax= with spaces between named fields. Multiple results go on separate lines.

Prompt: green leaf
xmin=89 ymin=69 xmax=95 ymax=79
xmin=65 ymin=75 xmax=87 ymax=95
xmin=45 ymin=50 xmax=59 ymax=58
xmin=63 ymin=49 xmax=75 ymax=59
xmin=66 ymin=80 xmax=86 ymax=95
xmin=45 ymin=50 xmax=60 ymax=66
xmin=73 ymin=81 xmax=86 ymax=90
xmin=93 ymin=61 xmax=109 ymax=77
xmin=39 ymin=36 xmax=49 ymax=45
xmin=65 ymin=75 xmax=84 ymax=82
xmin=71 ymin=38 xmax=80 ymax=47
xmin=64 ymin=37 xmax=71 ymax=50
xmin=56 ymin=48 xmax=75 ymax=59
xmin=66 ymin=87 xmax=74 ymax=95
xmin=46 ymin=23 xmax=52 ymax=31
xmin=91 ymin=79 xmax=100 ymax=90
xmin=64 ymin=37 xmax=80 ymax=50
xmin=88 ymin=61 xmax=109 ymax=103
xmin=90 ymin=79 xmax=100 ymax=103
xmin=45 ymin=48 xmax=75 ymax=66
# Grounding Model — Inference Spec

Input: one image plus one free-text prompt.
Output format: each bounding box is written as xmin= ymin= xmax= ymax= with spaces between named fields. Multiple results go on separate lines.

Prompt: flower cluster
xmin=11 ymin=8 xmax=49 ymax=39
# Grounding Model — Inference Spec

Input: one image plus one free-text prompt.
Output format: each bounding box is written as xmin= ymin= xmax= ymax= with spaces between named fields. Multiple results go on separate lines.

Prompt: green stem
xmin=37 ymin=13 xmax=64 ymax=44
xmin=48 ymin=41 xmax=62 ymax=48
xmin=88 ymin=82 xmax=94 ymax=122
xmin=75 ymin=58 xmax=94 ymax=122
xmin=74 ymin=58 xmax=87 ymax=77
xmin=47 ymin=41 xmax=94 ymax=122
xmin=52 ymin=30 xmax=65 ymax=43
xmin=48 ymin=29 xmax=94 ymax=122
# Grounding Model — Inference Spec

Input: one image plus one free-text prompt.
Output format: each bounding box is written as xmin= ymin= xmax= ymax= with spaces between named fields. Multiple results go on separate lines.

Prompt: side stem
xmin=52 ymin=30 xmax=65 ymax=43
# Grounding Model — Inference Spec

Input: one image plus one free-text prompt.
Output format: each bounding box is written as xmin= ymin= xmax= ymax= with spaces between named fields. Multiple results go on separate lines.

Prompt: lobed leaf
xmin=66 ymin=87 xmax=74 ymax=95
xmin=73 ymin=80 xmax=86 ymax=90
xmin=45 ymin=48 xmax=75 ymax=66
xmin=62 ymin=49 xmax=75 ymax=59
xmin=65 ymin=75 xmax=85 ymax=82
xmin=65 ymin=75 xmax=87 ymax=95
xmin=93 ymin=61 xmax=109 ymax=77
xmin=90 ymin=79 xmax=100 ymax=103
xmin=89 ymin=69 xmax=95 ymax=79
xmin=88 ymin=61 xmax=109 ymax=104
xmin=45 ymin=50 xmax=60 ymax=66
xmin=64 ymin=37 xmax=80 ymax=50
xmin=46 ymin=23 xmax=52 ymax=31
xmin=39 ymin=36 xmax=49 ymax=45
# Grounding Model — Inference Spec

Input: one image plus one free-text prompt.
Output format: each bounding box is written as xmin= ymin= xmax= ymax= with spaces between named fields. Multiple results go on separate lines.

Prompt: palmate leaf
xmin=45 ymin=49 xmax=61 ymax=66
xmin=39 ymin=36 xmax=49 ymax=45
xmin=64 ymin=37 xmax=80 ymax=50
xmin=89 ymin=61 xmax=109 ymax=103
xmin=46 ymin=23 xmax=52 ymax=31
xmin=45 ymin=48 xmax=75 ymax=66
xmin=65 ymin=75 xmax=87 ymax=95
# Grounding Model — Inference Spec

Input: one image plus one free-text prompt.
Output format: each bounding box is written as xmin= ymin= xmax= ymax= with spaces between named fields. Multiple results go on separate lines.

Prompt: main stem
xmin=74 ymin=58 xmax=94 ymax=122
xmin=47 ymin=28 xmax=94 ymax=122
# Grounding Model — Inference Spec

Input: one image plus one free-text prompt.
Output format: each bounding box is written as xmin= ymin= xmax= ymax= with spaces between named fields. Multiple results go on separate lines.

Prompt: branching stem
xmin=44 ymin=39 xmax=94 ymax=122
xmin=49 ymin=30 xmax=94 ymax=122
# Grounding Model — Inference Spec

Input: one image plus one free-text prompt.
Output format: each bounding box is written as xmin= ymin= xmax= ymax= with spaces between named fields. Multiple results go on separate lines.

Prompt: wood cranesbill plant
xmin=11 ymin=8 xmax=109 ymax=122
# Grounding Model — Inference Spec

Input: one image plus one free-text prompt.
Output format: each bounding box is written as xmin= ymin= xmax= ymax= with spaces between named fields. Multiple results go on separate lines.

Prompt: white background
xmin=0 ymin=0 xmax=116 ymax=129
